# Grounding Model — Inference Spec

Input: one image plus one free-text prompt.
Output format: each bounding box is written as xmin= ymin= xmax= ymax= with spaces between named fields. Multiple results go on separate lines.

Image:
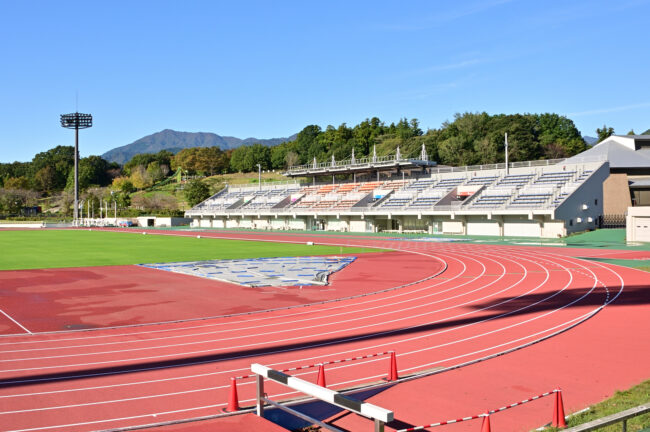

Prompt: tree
xmin=184 ymin=179 xmax=210 ymax=206
xmin=627 ymin=129 xmax=636 ymax=135
xmin=596 ymin=125 xmax=615 ymax=142
xmin=285 ymin=151 xmax=299 ymax=168
xmin=112 ymin=176 xmax=136 ymax=194
xmin=30 ymin=146 xmax=74 ymax=190
xmin=146 ymin=162 xmax=164 ymax=183
xmin=34 ymin=166 xmax=57 ymax=192
xmin=4 ymin=176 xmax=30 ymax=189
xmin=130 ymin=166 xmax=153 ymax=189
xmin=124 ymin=150 xmax=173 ymax=175
xmin=0 ymin=188 xmax=39 ymax=215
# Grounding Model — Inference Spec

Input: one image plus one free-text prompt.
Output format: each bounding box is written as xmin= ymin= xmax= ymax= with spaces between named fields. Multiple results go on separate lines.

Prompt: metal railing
xmin=563 ymin=403 xmax=650 ymax=431
xmin=284 ymin=154 xmax=606 ymax=177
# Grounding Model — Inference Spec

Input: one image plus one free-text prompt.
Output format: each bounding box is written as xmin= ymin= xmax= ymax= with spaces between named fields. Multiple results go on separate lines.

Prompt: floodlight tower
xmin=60 ymin=112 xmax=93 ymax=224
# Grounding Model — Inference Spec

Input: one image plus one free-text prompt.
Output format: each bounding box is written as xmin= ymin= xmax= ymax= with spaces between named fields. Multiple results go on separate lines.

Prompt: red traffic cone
xmin=552 ymin=389 xmax=567 ymax=428
xmin=226 ymin=377 xmax=240 ymax=412
xmin=317 ymin=364 xmax=326 ymax=387
xmin=388 ymin=351 xmax=399 ymax=381
xmin=481 ymin=414 xmax=491 ymax=432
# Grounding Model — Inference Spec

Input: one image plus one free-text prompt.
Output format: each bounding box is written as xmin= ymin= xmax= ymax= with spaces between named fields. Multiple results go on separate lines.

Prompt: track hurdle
xmin=227 ymin=350 xmax=399 ymax=411
xmin=251 ymin=363 xmax=394 ymax=432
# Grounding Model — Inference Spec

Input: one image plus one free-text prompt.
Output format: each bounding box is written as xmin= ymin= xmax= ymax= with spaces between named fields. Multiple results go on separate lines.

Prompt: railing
xmin=285 ymin=154 xmax=607 ymax=177
xmin=286 ymin=155 xmax=425 ymax=173
xmin=563 ymin=403 xmax=650 ymax=431
xmin=227 ymin=180 xmax=301 ymax=192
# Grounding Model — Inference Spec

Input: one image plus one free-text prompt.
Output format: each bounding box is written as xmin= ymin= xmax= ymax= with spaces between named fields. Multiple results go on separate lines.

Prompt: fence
xmin=397 ymin=388 xmax=567 ymax=431
xmin=602 ymin=214 xmax=626 ymax=228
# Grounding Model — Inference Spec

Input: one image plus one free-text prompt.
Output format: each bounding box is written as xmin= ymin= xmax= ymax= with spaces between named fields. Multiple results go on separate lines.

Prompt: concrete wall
xmin=556 ymin=163 xmax=608 ymax=234
xmin=466 ymin=217 xmax=500 ymax=236
xmin=271 ymin=218 xmax=287 ymax=230
xmin=541 ymin=220 xmax=565 ymax=238
xmin=288 ymin=218 xmax=306 ymax=230
xmin=442 ymin=220 xmax=464 ymax=234
xmin=503 ymin=216 xmax=541 ymax=237
xmin=349 ymin=218 xmax=366 ymax=232
xmin=603 ymin=173 xmax=632 ymax=215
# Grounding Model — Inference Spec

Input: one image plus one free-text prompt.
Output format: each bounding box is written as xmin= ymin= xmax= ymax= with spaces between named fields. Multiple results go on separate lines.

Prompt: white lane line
xmin=0 ymin=254 xmax=486 ymax=372
xmin=0 ymin=253 xmax=483 ymax=362
xmin=0 ymin=248 xmax=449 ymax=345
xmin=0 ymin=238 xmax=629 ymax=430
xmin=0 ymin=308 xmax=31 ymax=335
xmin=0 ymin=254 xmax=460 ymax=354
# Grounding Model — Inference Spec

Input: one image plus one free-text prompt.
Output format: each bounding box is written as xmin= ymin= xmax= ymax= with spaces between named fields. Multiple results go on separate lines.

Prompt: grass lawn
xmin=0 ymin=229 xmax=382 ymax=270
xmin=542 ymin=379 xmax=650 ymax=431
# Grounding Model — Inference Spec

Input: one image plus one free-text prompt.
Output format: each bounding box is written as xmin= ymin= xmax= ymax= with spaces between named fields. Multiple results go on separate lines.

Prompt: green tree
xmin=270 ymin=144 xmax=289 ymax=169
xmin=30 ymin=146 xmax=74 ymax=190
xmin=65 ymin=156 xmax=110 ymax=191
xmin=146 ymin=162 xmax=164 ymax=183
xmin=229 ymin=146 xmax=248 ymax=172
xmin=184 ymin=179 xmax=210 ymax=206
xmin=34 ymin=166 xmax=57 ymax=192
xmin=596 ymin=125 xmax=615 ymax=142
xmin=124 ymin=150 xmax=173 ymax=175
xmin=112 ymin=176 xmax=136 ymax=194
xmin=4 ymin=176 xmax=30 ymax=189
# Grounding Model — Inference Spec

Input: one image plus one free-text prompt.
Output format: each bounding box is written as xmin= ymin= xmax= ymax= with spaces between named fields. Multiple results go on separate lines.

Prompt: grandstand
xmin=186 ymin=153 xmax=608 ymax=238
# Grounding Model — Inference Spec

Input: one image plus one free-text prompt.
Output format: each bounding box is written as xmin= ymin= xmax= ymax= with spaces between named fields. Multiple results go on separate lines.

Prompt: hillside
xmin=102 ymin=129 xmax=297 ymax=165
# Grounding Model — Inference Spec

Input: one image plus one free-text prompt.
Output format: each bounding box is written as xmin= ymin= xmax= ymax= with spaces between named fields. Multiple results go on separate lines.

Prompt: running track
xmin=0 ymin=229 xmax=649 ymax=431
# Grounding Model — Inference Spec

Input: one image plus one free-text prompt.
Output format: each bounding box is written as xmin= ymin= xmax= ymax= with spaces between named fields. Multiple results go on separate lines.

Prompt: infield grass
xmin=0 ymin=229 xmax=382 ymax=270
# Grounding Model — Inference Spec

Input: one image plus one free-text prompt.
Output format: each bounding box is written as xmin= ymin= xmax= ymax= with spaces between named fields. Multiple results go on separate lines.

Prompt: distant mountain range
xmin=102 ymin=129 xmax=297 ymax=165
xmin=583 ymin=136 xmax=598 ymax=146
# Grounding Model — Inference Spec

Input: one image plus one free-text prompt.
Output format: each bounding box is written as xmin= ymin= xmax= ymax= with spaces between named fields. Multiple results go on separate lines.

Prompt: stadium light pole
xmin=60 ymin=112 xmax=93 ymax=225
xmin=257 ymin=164 xmax=261 ymax=191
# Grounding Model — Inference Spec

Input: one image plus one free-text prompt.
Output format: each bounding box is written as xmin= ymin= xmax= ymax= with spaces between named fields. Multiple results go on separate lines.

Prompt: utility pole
xmin=505 ymin=132 xmax=509 ymax=175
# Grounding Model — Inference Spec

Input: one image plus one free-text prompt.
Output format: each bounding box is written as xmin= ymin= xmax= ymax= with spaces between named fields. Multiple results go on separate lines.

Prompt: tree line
xmin=1 ymin=113 xmax=641 ymax=216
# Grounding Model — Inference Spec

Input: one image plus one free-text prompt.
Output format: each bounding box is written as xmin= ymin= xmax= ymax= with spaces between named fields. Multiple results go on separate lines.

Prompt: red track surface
xmin=0 ymin=229 xmax=648 ymax=432
xmin=0 ymin=251 xmax=437 ymax=334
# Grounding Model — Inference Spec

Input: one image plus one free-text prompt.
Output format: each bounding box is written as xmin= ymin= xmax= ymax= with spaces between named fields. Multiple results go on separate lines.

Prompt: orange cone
xmin=226 ymin=377 xmax=240 ymax=412
xmin=552 ymin=389 xmax=567 ymax=428
xmin=388 ymin=351 xmax=399 ymax=381
xmin=317 ymin=364 xmax=326 ymax=387
xmin=481 ymin=414 xmax=491 ymax=432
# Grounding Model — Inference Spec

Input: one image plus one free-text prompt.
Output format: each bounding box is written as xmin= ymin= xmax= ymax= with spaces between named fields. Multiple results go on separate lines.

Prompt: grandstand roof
xmin=564 ymin=138 xmax=650 ymax=169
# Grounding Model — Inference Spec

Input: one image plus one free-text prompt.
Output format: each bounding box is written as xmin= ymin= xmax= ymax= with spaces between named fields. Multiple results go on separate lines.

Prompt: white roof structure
xmin=564 ymin=135 xmax=650 ymax=169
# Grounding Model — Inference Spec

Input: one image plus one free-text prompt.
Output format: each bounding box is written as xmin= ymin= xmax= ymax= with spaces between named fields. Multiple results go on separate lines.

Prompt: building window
xmin=595 ymin=199 xmax=598 ymax=205
xmin=569 ymin=219 xmax=573 ymax=226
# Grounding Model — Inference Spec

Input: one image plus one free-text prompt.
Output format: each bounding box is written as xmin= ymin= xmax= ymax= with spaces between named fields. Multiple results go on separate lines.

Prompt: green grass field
xmin=0 ymin=230 xmax=381 ymax=270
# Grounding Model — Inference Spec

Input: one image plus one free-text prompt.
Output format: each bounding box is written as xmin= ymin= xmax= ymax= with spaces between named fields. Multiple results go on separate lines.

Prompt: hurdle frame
xmin=251 ymin=363 xmax=394 ymax=432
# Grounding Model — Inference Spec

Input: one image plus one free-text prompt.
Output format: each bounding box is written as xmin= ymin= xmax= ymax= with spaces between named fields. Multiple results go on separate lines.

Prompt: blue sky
xmin=1 ymin=0 xmax=649 ymax=162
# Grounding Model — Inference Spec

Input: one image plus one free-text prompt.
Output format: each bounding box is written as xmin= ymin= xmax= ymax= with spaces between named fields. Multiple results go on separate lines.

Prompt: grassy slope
xmin=0 ymin=230 xmax=380 ymax=270
xmin=543 ymin=380 xmax=650 ymax=431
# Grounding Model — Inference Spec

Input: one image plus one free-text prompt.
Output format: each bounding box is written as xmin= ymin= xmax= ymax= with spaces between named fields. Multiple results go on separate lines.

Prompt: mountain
xmin=102 ymin=129 xmax=297 ymax=165
xmin=583 ymin=136 xmax=598 ymax=146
